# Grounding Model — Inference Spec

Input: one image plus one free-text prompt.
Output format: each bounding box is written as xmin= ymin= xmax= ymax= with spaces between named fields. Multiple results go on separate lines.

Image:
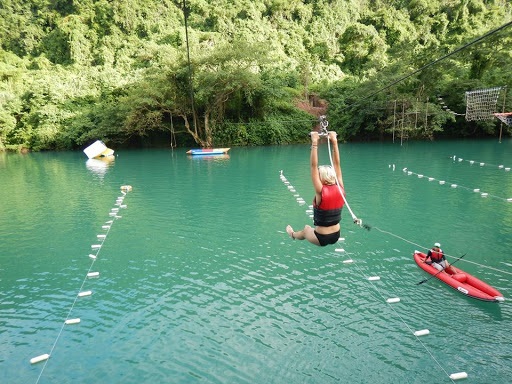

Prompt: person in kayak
xmin=425 ymin=242 xmax=452 ymax=272
xmin=286 ymin=131 xmax=345 ymax=246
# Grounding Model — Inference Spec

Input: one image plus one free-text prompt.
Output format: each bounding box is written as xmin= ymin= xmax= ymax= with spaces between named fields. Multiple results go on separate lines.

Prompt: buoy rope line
xmin=451 ymin=155 xmax=511 ymax=172
xmin=279 ymin=173 xmax=462 ymax=383
xmin=371 ymin=226 xmax=512 ymax=277
xmin=401 ymin=167 xmax=512 ymax=202
xmin=31 ymin=186 xmax=132 ymax=383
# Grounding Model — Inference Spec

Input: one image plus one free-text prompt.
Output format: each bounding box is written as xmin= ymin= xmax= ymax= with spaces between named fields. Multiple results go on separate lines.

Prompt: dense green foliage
xmin=0 ymin=0 xmax=511 ymax=151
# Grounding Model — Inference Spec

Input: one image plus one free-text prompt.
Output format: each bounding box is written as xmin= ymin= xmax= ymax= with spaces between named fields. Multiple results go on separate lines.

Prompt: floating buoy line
xmin=451 ymin=155 xmax=511 ymax=172
xmin=280 ymin=171 xmax=470 ymax=382
xmin=401 ymin=166 xmax=512 ymax=202
xmin=31 ymin=186 xmax=132 ymax=383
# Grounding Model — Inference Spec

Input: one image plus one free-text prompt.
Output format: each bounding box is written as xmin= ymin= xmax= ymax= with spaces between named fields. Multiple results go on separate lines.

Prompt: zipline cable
xmin=279 ymin=173 xmax=461 ymax=383
xmin=348 ymin=21 xmax=512 ymax=107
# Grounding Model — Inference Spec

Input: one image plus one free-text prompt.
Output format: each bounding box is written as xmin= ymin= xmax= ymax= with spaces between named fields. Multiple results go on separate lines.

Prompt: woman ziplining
xmin=286 ymin=125 xmax=346 ymax=246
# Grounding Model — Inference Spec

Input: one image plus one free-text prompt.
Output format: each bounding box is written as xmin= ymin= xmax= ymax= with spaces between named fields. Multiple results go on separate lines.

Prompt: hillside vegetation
xmin=0 ymin=0 xmax=511 ymax=151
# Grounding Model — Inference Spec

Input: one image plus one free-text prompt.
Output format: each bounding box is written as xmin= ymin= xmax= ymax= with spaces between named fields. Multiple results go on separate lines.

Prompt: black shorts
xmin=314 ymin=230 xmax=341 ymax=247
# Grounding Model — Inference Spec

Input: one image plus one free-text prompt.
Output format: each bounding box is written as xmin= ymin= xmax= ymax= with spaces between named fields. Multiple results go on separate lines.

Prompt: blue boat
xmin=186 ymin=148 xmax=230 ymax=156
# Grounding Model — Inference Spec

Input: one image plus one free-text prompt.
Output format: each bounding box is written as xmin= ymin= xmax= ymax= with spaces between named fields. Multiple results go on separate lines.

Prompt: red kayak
xmin=414 ymin=251 xmax=504 ymax=302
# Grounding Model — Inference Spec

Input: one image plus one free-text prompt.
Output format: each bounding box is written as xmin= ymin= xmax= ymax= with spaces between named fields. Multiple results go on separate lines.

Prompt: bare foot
xmin=286 ymin=225 xmax=295 ymax=239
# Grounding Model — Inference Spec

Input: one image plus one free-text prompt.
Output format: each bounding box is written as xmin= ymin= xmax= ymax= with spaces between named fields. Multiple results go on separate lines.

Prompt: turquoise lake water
xmin=1 ymin=139 xmax=511 ymax=383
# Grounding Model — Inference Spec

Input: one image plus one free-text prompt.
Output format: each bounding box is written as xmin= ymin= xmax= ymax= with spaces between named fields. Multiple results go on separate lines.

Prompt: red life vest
xmin=313 ymin=184 xmax=345 ymax=210
xmin=312 ymin=184 xmax=345 ymax=227
xmin=429 ymin=249 xmax=443 ymax=262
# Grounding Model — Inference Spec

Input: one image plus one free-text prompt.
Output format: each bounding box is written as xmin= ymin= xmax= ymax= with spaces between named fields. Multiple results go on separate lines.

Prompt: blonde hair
xmin=318 ymin=165 xmax=336 ymax=185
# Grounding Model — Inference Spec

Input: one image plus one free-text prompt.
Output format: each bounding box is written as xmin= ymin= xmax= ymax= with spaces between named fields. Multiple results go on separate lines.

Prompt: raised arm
xmin=329 ymin=131 xmax=344 ymax=188
xmin=310 ymin=132 xmax=323 ymax=194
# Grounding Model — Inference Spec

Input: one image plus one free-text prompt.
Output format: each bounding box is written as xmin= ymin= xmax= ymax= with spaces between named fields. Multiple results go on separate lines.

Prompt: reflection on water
xmin=85 ymin=156 xmax=115 ymax=178
xmin=1 ymin=142 xmax=511 ymax=384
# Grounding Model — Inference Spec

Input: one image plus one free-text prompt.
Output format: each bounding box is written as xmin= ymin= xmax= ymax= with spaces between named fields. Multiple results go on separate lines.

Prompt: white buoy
xmin=78 ymin=290 xmax=92 ymax=297
xmin=88 ymin=254 xmax=97 ymax=260
xmin=402 ymin=167 xmax=407 ymax=172
xmin=505 ymin=168 xmax=511 ymax=171
xmin=428 ymin=177 xmax=434 ymax=181
xmin=338 ymin=237 xmax=345 ymax=241
xmin=335 ymin=248 xmax=345 ymax=253
xmin=469 ymin=160 xmax=474 ymax=165
xmin=392 ymin=164 xmax=395 ymax=171
xmin=306 ymin=209 xmax=313 ymax=213
xmin=105 ymin=220 xmax=113 ymax=224
xmin=120 ymin=204 xmax=127 ymax=208
xmin=386 ymin=297 xmax=400 ymax=303
xmin=507 ymin=198 xmax=512 ymax=202
xmin=111 ymin=208 xmax=119 ymax=213
xmin=91 ymin=244 xmax=101 ymax=250
xmin=65 ymin=318 xmax=80 ymax=325
xmin=499 ymin=165 xmax=504 ymax=169
xmin=287 ymin=185 xmax=293 ymax=189
xmin=87 ymin=272 xmax=100 ymax=278
xmin=418 ymin=174 xmax=423 ymax=178
xmin=102 ymin=225 xmax=110 ymax=230
xmin=414 ymin=329 xmax=430 ymax=337
xmin=481 ymin=193 xmax=489 ymax=198
xmin=343 ymin=259 xmax=353 ymax=264
xmin=451 ymin=184 xmax=457 ymax=188
xmin=30 ymin=354 xmax=50 ymax=364
xmin=407 ymin=171 xmax=412 ymax=175
xmin=368 ymin=276 xmax=380 ymax=281
xmin=439 ymin=181 xmax=445 ymax=185
xmin=109 ymin=212 xmax=117 ymax=217
xmin=97 ymin=234 xmax=106 ymax=239
xmin=473 ymin=188 xmax=480 ymax=193
xmin=458 ymin=158 xmax=463 ymax=162
xmin=449 ymin=372 xmax=468 ymax=380
xmin=480 ymin=162 xmax=485 ymax=166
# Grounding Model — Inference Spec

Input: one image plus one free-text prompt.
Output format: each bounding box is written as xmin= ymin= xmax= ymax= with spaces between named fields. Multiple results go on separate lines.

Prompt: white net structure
xmin=465 ymin=86 xmax=504 ymax=121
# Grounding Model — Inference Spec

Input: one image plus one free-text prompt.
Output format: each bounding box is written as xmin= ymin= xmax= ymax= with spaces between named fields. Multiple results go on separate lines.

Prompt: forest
xmin=0 ymin=0 xmax=511 ymax=152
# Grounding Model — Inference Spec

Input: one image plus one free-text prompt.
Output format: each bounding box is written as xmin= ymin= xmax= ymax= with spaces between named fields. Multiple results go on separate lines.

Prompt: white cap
xmin=434 ymin=242 xmax=441 ymax=248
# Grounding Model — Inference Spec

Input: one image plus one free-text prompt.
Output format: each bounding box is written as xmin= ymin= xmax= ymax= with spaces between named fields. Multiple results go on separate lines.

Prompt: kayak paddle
xmin=416 ymin=253 xmax=467 ymax=285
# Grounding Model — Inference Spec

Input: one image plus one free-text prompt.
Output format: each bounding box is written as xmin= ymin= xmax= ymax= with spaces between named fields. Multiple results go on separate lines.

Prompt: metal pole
xmin=183 ymin=0 xmax=197 ymax=135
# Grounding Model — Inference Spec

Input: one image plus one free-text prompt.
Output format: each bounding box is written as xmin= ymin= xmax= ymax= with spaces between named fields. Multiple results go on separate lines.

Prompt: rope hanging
xmin=317 ymin=116 xmax=369 ymax=230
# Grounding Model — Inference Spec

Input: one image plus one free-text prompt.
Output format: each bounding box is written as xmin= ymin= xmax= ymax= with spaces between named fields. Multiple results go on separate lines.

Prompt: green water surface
xmin=1 ymin=139 xmax=511 ymax=384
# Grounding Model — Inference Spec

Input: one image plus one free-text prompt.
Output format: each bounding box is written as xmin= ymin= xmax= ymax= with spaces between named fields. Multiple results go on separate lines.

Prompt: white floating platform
xmin=386 ymin=297 xmax=400 ymax=303
xmin=30 ymin=354 xmax=50 ymax=364
xmin=414 ymin=329 xmax=430 ymax=337
xmin=449 ymin=372 xmax=468 ymax=380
